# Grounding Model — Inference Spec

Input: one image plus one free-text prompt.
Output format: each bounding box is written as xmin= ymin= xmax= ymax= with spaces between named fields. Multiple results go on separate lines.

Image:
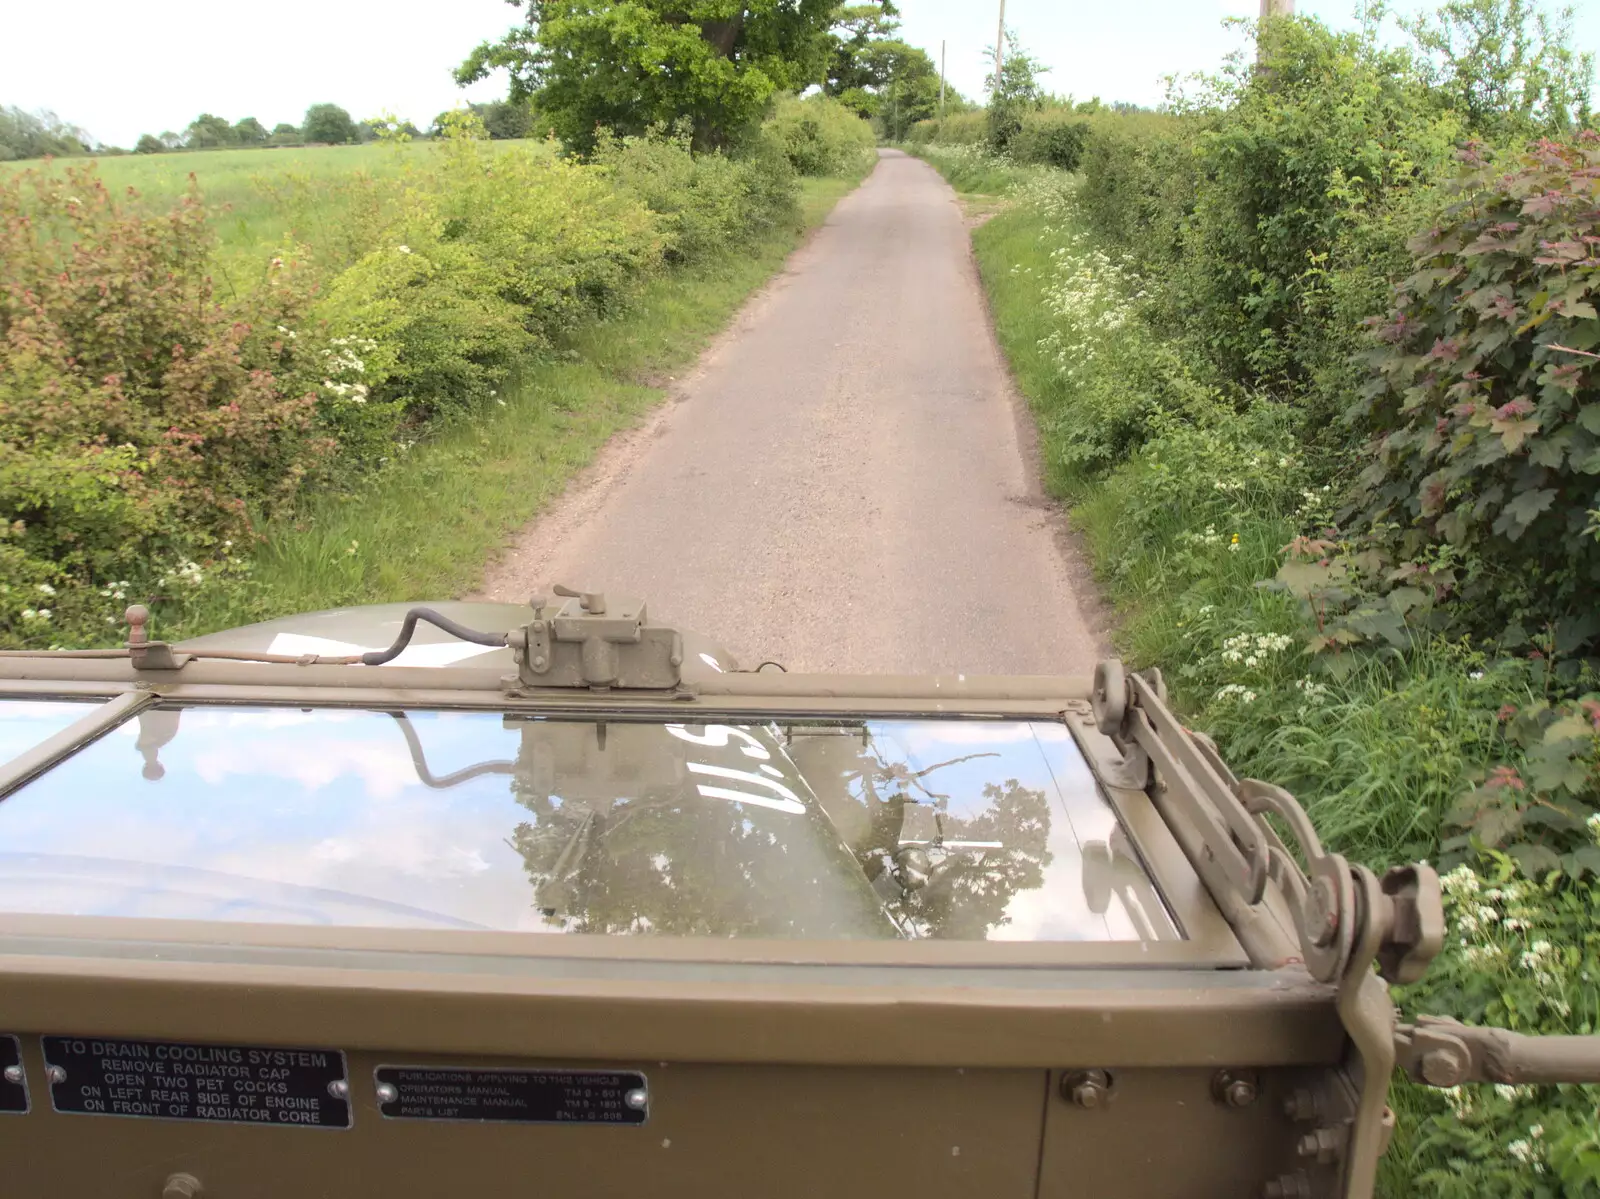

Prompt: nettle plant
xmin=1347 ymin=133 xmax=1600 ymax=649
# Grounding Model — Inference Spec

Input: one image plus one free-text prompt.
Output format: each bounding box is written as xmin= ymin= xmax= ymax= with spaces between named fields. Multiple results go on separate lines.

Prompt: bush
xmin=425 ymin=133 xmax=663 ymax=332
xmin=312 ymin=238 xmax=533 ymax=429
xmin=595 ymin=124 xmax=798 ymax=265
xmin=764 ymin=94 xmax=876 ymax=177
xmin=0 ymin=166 xmax=329 ymax=645
xmin=906 ymin=110 xmax=986 ymax=146
xmin=1007 ymin=111 xmax=1089 ymax=170
xmin=1073 ymin=111 xmax=1194 ymax=257
xmin=1349 ymin=134 xmax=1600 ymax=653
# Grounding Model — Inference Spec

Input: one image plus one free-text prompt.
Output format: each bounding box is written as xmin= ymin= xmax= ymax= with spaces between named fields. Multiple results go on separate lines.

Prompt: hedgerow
xmin=0 ymin=107 xmax=821 ymax=648
xmin=922 ymin=3 xmax=1598 ymax=1193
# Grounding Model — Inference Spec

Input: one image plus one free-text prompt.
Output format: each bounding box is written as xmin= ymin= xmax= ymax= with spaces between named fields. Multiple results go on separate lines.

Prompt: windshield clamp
xmin=507 ymin=587 xmax=683 ymax=690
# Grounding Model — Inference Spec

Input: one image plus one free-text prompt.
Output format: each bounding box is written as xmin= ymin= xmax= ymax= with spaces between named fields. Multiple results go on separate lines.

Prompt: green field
xmin=1 ymin=140 xmax=554 ymax=273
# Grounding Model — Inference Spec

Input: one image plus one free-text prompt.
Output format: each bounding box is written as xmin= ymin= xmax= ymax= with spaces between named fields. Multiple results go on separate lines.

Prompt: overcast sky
xmin=3 ymin=0 xmax=1598 ymax=149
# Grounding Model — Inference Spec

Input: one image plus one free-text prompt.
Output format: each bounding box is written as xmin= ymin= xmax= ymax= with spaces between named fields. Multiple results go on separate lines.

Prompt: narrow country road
xmin=480 ymin=150 xmax=1105 ymax=675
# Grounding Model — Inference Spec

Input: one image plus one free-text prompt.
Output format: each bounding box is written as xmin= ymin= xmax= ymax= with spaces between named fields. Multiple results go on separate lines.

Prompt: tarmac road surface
xmin=480 ymin=150 xmax=1106 ymax=675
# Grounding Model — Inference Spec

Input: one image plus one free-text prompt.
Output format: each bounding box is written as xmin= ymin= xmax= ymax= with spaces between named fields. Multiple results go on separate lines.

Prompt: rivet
xmin=375 ymin=1081 xmax=398 ymax=1104
xmin=2 ymin=1065 xmax=21 ymax=1085
xmin=624 ymin=1087 xmax=648 ymax=1110
xmin=45 ymin=1064 xmax=66 ymax=1085
xmin=326 ymin=1079 xmax=349 ymax=1100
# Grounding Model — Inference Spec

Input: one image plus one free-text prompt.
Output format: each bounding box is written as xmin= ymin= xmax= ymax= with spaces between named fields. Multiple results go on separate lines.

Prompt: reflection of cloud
xmin=189 ymin=735 xmax=423 ymax=801
xmin=892 ymin=721 xmax=1039 ymax=756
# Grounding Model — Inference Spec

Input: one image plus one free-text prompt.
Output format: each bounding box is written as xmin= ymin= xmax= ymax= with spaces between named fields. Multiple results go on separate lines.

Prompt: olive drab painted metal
xmin=0 ymin=596 xmax=1593 ymax=1199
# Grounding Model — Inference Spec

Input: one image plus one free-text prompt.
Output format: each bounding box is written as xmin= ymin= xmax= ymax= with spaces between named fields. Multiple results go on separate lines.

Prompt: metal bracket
xmin=1089 ymin=658 xmax=1445 ymax=1199
xmin=1395 ymin=1015 xmax=1600 ymax=1087
xmin=507 ymin=587 xmax=683 ymax=690
xmin=124 ymin=605 xmax=190 ymax=671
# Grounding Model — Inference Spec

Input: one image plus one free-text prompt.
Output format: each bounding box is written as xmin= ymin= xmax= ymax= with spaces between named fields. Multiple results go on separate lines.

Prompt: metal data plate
xmin=375 ymin=1066 xmax=649 ymax=1125
xmin=0 ymin=1036 xmax=26 ymax=1114
xmin=41 ymin=1037 xmax=351 ymax=1128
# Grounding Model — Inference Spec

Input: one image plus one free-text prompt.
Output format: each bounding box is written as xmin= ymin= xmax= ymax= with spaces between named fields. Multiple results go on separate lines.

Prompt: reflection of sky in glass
xmin=0 ymin=699 xmax=101 ymax=763
xmin=0 ymin=706 xmax=1175 ymax=942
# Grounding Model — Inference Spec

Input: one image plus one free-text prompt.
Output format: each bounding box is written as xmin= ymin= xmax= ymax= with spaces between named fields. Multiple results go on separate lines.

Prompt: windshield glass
xmin=0 ymin=699 xmax=100 ymax=763
xmin=0 ymin=704 xmax=1176 ymax=942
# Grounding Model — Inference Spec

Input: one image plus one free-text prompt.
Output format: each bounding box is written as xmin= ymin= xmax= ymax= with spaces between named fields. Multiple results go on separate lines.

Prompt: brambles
xmin=1350 ymin=135 xmax=1600 ymax=653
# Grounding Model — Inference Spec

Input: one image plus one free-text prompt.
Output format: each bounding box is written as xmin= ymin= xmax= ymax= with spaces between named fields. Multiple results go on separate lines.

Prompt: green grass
xmin=163 ymin=171 xmax=866 ymax=637
xmin=2 ymin=140 xmax=555 ymax=273
xmin=909 ymin=143 xmax=1045 ymax=202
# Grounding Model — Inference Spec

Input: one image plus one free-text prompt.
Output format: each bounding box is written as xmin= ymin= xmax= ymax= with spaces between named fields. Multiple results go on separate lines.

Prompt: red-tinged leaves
xmin=1 ymin=160 xmax=328 ymax=621
xmin=1352 ymin=134 xmax=1600 ymax=641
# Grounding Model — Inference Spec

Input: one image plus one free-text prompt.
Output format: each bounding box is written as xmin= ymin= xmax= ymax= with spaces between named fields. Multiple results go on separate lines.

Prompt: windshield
xmin=0 ymin=703 xmax=1175 ymax=942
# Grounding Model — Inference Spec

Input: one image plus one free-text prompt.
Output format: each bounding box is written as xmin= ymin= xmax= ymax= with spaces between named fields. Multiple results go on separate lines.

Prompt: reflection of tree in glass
xmin=785 ymin=730 xmax=1053 ymax=939
xmin=504 ymin=722 xmax=893 ymax=940
xmin=897 ymin=779 xmax=1053 ymax=940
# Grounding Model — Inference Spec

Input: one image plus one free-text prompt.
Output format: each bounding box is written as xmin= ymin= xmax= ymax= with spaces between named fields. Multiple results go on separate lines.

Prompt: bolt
xmin=2 ymin=1065 xmax=21 ymax=1085
xmin=1263 ymin=1173 xmax=1310 ymax=1199
xmin=1212 ymin=1069 xmax=1258 ymax=1108
xmin=162 ymin=1174 xmax=202 ymax=1199
xmin=45 ymin=1065 xmax=65 ymax=1085
xmin=1420 ymin=1047 xmax=1465 ymax=1088
xmin=532 ymin=655 xmax=548 ymax=669
xmin=1061 ymin=1069 xmax=1111 ymax=1109
xmin=375 ymin=1081 xmax=398 ymax=1105
xmin=1295 ymin=1127 xmax=1346 ymax=1165
xmin=1282 ymin=1088 xmax=1321 ymax=1122
xmin=326 ymin=1078 xmax=349 ymax=1100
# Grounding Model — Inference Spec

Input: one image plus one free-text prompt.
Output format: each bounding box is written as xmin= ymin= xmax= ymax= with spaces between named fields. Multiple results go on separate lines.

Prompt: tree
xmin=0 ymin=106 xmax=91 ymax=160
xmin=268 ymin=123 xmax=301 ymax=146
xmin=821 ymin=3 xmax=937 ymax=136
xmin=233 ymin=116 xmax=268 ymax=145
xmin=1402 ymin=0 xmax=1593 ymax=138
xmin=302 ymin=103 xmax=357 ymax=145
xmin=184 ymin=113 xmax=236 ymax=149
xmin=134 ymin=133 xmax=165 ymax=154
xmin=866 ymin=41 xmax=941 ymax=138
xmin=475 ymin=99 xmax=539 ymax=140
xmin=456 ymin=0 xmax=894 ymax=151
xmin=158 ymin=131 xmax=183 ymax=151
xmin=825 ymin=1 xmax=900 ymax=111
xmin=984 ymin=30 xmax=1048 ymax=150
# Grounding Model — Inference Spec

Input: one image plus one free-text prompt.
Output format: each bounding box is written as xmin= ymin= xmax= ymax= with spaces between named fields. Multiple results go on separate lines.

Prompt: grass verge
xmin=165 ymin=171 xmax=866 ymax=636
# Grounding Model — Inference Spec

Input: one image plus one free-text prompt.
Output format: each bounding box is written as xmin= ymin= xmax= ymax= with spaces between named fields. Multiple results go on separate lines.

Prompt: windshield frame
xmin=0 ymin=669 xmax=1248 ymax=970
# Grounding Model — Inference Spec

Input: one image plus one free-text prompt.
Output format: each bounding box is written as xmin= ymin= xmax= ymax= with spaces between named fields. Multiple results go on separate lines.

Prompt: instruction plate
xmin=0 ymin=1035 xmax=26 ymax=1113
xmin=375 ymin=1066 xmax=648 ymax=1125
xmin=41 ymin=1036 xmax=350 ymax=1128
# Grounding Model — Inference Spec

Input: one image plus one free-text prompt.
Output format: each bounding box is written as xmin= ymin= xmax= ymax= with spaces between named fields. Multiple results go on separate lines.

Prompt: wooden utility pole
xmin=994 ymin=0 xmax=1006 ymax=88
xmin=939 ymin=40 xmax=947 ymax=120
